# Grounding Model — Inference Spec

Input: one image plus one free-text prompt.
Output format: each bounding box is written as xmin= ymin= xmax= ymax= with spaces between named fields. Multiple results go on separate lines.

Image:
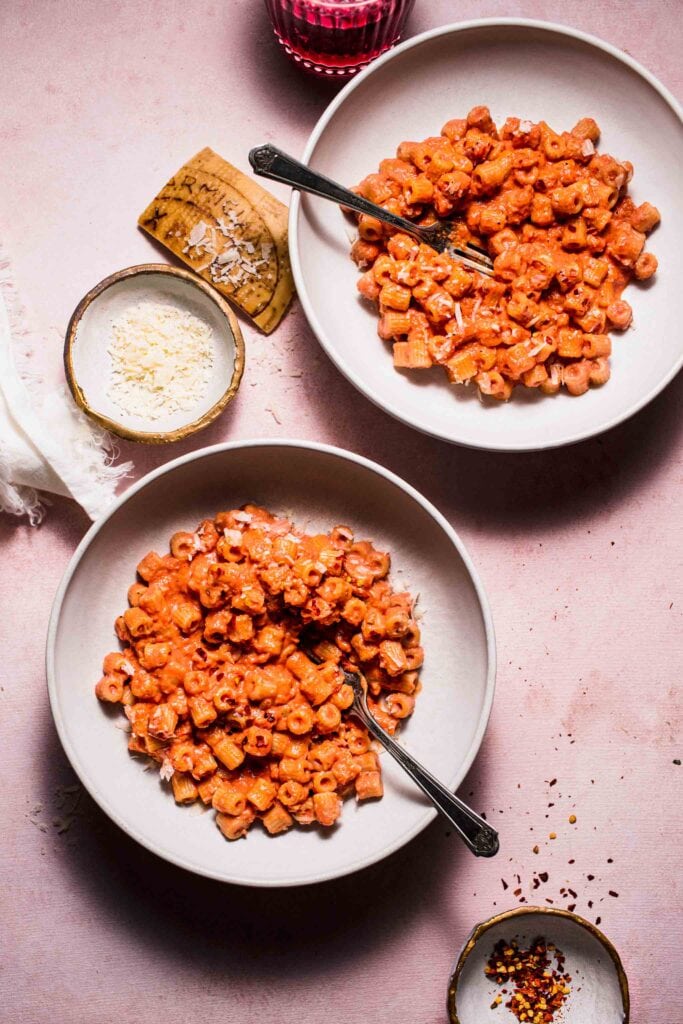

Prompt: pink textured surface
xmin=1 ymin=2 xmax=682 ymax=1023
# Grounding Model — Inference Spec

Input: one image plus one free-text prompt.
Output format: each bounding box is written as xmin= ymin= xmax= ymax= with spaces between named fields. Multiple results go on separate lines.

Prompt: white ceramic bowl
xmin=290 ymin=19 xmax=683 ymax=452
xmin=47 ymin=440 xmax=495 ymax=886
xmin=64 ymin=264 xmax=245 ymax=443
xmin=448 ymin=907 xmax=629 ymax=1023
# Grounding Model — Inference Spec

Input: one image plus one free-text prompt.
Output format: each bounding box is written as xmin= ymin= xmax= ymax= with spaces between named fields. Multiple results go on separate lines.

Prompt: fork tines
xmin=454 ymin=245 xmax=495 ymax=276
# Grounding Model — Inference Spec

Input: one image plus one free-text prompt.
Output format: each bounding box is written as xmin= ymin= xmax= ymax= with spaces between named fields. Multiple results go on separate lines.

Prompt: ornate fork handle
xmin=352 ymin=696 xmax=500 ymax=858
xmin=249 ymin=143 xmax=433 ymax=238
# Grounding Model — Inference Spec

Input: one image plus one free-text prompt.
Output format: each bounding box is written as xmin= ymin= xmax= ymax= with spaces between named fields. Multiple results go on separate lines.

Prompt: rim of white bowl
xmin=46 ymin=438 xmax=497 ymax=886
xmin=289 ymin=18 xmax=683 ymax=453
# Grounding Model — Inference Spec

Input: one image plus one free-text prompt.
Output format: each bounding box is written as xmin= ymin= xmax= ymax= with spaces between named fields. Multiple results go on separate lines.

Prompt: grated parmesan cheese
xmin=183 ymin=207 xmax=275 ymax=292
xmin=107 ymin=302 xmax=215 ymax=420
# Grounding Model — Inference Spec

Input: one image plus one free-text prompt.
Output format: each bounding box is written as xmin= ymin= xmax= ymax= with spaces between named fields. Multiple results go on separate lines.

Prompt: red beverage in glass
xmin=264 ymin=0 xmax=416 ymax=78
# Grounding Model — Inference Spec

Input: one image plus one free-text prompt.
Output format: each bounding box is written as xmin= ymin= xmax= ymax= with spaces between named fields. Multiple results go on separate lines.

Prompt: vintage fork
xmin=249 ymin=144 xmax=495 ymax=277
xmin=301 ymin=640 xmax=499 ymax=858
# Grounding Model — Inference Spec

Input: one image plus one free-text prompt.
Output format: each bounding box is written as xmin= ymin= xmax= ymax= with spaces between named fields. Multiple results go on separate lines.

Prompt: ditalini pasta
xmin=351 ymin=107 xmax=659 ymax=400
xmin=95 ymin=506 xmax=423 ymax=840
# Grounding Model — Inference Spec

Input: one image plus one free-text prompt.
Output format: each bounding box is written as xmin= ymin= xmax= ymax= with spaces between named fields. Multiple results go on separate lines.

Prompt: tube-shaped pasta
xmin=171 ymin=772 xmax=198 ymax=804
xmin=213 ymin=785 xmax=248 ymax=816
xmin=216 ymin=809 xmax=255 ymax=841
xmin=312 ymin=792 xmax=342 ymax=827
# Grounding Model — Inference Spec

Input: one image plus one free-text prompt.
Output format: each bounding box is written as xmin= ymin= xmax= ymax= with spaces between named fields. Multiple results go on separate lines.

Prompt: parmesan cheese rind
xmin=138 ymin=148 xmax=294 ymax=334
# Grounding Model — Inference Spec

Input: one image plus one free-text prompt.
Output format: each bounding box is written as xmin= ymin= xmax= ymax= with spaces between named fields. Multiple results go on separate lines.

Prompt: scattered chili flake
xmin=568 ymin=859 xmax=575 ymax=865
xmin=587 ymin=874 xmax=595 ymax=881
xmin=549 ymin=779 xmax=557 ymax=787
xmin=596 ymin=916 xmax=602 ymax=925
xmin=567 ymin=904 xmax=576 ymax=912
xmin=485 ymin=937 xmax=571 ymax=1023
xmin=533 ymin=845 xmax=539 ymax=854
xmin=608 ymin=891 xmax=619 ymax=898
xmin=549 ymin=832 xmax=557 ymax=840
xmin=514 ymin=888 xmax=522 ymax=897
xmin=502 ymin=879 xmax=509 ymax=890
xmin=673 ymin=759 xmax=681 ymax=766
xmin=569 ymin=814 xmax=577 ymax=824
xmin=567 ymin=889 xmax=577 ymax=899
xmin=607 ymin=858 xmax=613 ymax=864
xmin=539 ymin=872 xmax=549 ymax=883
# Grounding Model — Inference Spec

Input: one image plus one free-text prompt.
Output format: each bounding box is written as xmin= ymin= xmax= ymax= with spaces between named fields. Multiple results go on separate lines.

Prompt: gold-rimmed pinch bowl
xmin=64 ymin=264 xmax=245 ymax=444
xmin=448 ymin=906 xmax=629 ymax=1023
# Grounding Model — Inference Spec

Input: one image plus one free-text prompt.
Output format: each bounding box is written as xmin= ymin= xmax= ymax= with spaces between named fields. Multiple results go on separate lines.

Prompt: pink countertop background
xmin=1 ymin=2 xmax=682 ymax=1022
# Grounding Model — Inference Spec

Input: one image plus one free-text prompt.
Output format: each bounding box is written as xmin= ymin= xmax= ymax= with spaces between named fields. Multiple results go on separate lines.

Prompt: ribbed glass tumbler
xmin=264 ymin=0 xmax=416 ymax=78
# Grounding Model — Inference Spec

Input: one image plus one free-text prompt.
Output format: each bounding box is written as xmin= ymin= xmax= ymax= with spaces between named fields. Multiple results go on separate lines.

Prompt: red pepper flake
xmin=485 ymin=937 xmax=571 ymax=1023
xmin=538 ymin=872 xmax=549 ymax=883
xmin=513 ymin=888 xmax=522 ymax=897
xmin=596 ymin=916 xmax=602 ymax=925
xmin=587 ymin=874 xmax=595 ymax=881
xmin=567 ymin=888 xmax=577 ymax=899
xmin=501 ymin=879 xmax=509 ymax=890
xmin=533 ymin=845 xmax=539 ymax=854
xmin=567 ymin=904 xmax=576 ymax=912
xmin=609 ymin=890 xmax=619 ymax=898
xmin=549 ymin=779 xmax=557 ymax=787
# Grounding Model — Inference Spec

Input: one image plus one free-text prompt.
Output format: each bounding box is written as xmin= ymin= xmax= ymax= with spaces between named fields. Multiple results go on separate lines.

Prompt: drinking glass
xmin=264 ymin=0 xmax=416 ymax=79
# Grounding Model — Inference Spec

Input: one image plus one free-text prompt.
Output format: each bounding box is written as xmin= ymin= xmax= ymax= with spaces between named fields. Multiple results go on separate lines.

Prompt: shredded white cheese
xmin=107 ymin=302 xmax=215 ymax=420
xmin=183 ymin=205 xmax=275 ymax=292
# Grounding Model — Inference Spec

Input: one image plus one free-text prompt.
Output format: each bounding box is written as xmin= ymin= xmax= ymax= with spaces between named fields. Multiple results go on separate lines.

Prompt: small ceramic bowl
xmin=448 ymin=906 xmax=629 ymax=1023
xmin=64 ymin=264 xmax=245 ymax=443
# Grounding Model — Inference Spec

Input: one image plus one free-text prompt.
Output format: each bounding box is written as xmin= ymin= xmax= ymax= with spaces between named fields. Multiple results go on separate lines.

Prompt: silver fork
xmin=302 ymin=642 xmax=499 ymax=857
xmin=249 ymin=144 xmax=495 ymax=277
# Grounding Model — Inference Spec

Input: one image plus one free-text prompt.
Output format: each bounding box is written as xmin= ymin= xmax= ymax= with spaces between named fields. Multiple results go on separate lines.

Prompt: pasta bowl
xmin=290 ymin=19 xmax=683 ymax=451
xmin=46 ymin=440 xmax=495 ymax=886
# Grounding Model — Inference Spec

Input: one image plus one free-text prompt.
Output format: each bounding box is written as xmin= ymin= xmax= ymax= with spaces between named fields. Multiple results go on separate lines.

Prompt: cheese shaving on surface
xmin=107 ymin=302 xmax=215 ymax=420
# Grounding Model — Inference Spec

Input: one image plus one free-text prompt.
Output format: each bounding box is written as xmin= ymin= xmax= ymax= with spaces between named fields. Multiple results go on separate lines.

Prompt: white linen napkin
xmin=0 ymin=244 xmax=132 ymax=523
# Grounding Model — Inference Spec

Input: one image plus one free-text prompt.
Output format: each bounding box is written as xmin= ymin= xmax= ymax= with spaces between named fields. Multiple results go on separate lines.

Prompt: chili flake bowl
xmin=64 ymin=264 xmax=245 ymax=444
xmin=447 ymin=906 xmax=629 ymax=1024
